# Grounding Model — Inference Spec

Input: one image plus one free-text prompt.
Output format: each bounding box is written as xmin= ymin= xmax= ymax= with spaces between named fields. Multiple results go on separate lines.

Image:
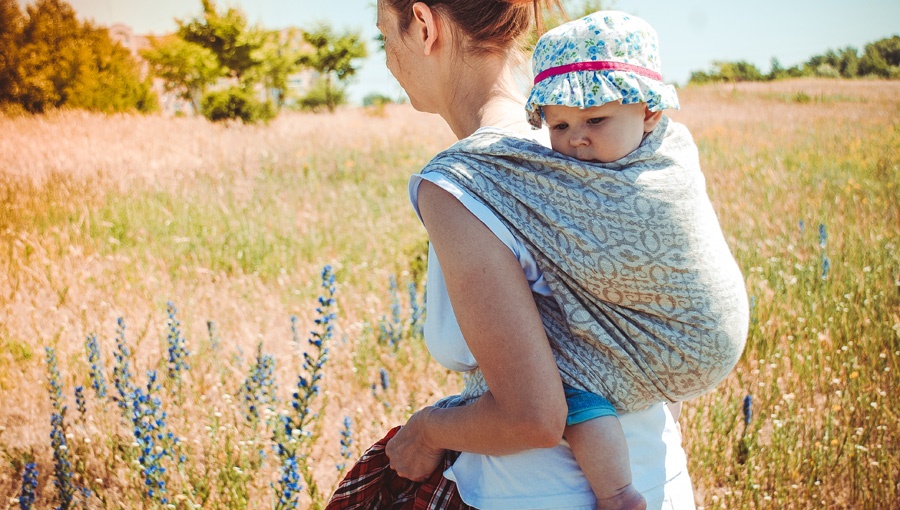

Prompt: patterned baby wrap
xmin=422 ymin=117 xmax=748 ymax=412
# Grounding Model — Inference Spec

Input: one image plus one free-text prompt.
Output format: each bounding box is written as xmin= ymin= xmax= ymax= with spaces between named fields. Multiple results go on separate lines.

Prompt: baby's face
xmin=543 ymin=102 xmax=653 ymax=163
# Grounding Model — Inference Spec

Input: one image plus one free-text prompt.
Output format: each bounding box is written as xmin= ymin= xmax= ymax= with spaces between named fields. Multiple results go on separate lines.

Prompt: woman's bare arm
xmin=385 ymin=180 xmax=567 ymax=480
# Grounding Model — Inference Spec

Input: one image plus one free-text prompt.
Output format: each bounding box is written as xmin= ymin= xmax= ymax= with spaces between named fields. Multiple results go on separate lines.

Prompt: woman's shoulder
xmin=423 ymin=126 xmax=552 ymax=174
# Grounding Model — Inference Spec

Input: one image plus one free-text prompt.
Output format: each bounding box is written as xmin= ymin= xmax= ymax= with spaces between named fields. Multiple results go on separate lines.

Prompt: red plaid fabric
xmin=326 ymin=426 xmax=474 ymax=510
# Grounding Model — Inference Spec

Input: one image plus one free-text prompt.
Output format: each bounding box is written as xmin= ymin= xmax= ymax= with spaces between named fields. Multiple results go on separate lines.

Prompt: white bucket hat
xmin=526 ymin=11 xmax=680 ymax=129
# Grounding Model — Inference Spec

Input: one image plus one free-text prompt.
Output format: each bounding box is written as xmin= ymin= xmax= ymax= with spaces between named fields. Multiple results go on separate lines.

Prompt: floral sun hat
xmin=526 ymin=11 xmax=680 ymax=129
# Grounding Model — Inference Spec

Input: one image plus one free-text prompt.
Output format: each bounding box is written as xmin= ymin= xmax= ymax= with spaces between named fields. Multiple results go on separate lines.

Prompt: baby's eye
xmin=587 ymin=117 xmax=604 ymax=125
xmin=551 ymin=122 xmax=568 ymax=131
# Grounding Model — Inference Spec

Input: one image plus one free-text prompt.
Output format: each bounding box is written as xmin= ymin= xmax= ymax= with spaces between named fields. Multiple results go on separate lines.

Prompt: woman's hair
xmin=382 ymin=0 xmax=561 ymax=54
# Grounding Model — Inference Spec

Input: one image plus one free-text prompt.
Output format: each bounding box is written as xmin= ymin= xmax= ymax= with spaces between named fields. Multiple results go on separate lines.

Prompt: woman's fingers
xmin=385 ymin=409 xmax=445 ymax=481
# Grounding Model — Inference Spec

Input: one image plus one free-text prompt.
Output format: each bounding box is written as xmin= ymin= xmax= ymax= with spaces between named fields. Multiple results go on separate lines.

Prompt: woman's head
xmin=377 ymin=0 xmax=561 ymax=126
xmin=377 ymin=0 xmax=546 ymax=56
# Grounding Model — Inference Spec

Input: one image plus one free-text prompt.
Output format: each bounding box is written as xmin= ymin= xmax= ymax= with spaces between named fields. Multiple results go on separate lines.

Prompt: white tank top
xmin=409 ymin=166 xmax=689 ymax=509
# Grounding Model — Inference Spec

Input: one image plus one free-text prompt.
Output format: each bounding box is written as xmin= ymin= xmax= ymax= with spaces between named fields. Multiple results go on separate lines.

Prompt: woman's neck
xmin=439 ymin=54 xmax=531 ymax=140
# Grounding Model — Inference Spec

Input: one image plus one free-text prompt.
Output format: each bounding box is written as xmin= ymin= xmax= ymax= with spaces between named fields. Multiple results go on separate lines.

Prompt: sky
xmin=48 ymin=0 xmax=900 ymax=105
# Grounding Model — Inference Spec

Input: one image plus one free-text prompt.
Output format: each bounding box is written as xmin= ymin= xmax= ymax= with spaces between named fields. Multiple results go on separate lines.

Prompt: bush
xmin=295 ymin=78 xmax=346 ymax=113
xmin=200 ymin=87 xmax=275 ymax=124
xmin=362 ymin=93 xmax=394 ymax=107
xmin=814 ymin=63 xmax=841 ymax=79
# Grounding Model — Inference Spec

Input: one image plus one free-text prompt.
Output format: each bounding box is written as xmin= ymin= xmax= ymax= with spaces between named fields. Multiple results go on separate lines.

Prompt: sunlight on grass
xmin=0 ymin=80 xmax=897 ymax=508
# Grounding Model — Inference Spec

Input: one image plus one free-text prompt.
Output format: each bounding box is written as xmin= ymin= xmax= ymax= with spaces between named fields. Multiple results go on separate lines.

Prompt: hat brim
xmin=526 ymin=69 xmax=680 ymax=129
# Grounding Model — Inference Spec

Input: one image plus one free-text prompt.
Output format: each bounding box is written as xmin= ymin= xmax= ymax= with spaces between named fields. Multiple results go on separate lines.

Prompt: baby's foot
xmin=595 ymin=483 xmax=646 ymax=510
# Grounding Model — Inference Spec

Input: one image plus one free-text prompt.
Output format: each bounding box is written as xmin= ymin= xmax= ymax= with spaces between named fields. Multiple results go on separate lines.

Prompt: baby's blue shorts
xmin=563 ymin=383 xmax=618 ymax=426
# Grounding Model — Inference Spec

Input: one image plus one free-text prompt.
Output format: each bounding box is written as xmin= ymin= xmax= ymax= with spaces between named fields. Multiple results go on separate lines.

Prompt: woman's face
xmin=376 ymin=1 xmax=433 ymax=112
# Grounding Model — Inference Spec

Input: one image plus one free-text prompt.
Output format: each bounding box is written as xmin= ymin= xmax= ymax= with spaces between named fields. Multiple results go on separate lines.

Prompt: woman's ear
xmin=411 ymin=2 xmax=441 ymax=55
xmin=643 ymin=107 xmax=664 ymax=133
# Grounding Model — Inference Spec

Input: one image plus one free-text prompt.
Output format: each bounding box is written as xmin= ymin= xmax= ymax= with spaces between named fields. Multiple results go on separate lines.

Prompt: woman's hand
xmin=385 ymin=406 xmax=446 ymax=481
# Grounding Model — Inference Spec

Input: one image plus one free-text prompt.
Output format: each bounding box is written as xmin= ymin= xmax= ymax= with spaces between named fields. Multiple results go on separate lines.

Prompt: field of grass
xmin=0 ymin=78 xmax=897 ymax=509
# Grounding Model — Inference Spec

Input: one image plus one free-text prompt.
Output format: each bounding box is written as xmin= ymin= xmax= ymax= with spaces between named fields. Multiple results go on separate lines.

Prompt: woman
xmin=330 ymin=1 xmax=697 ymax=508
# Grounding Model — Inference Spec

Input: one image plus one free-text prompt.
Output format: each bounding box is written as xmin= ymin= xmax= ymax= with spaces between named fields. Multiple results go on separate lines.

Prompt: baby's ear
xmin=643 ymin=108 xmax=663 ymax=133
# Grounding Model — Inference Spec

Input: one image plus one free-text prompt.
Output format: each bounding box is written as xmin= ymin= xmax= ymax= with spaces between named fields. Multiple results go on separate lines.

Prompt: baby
xmin=525 ymin=11 xmax=742 ymax=510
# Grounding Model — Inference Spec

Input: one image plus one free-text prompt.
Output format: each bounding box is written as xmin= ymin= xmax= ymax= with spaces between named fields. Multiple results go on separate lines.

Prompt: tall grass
xmin=0 ymin=79 xmax=897 ymax=508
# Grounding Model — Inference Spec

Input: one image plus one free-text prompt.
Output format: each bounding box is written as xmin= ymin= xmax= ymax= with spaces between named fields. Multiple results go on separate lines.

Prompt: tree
xmin=858 ymin=36 xmax=900 ymax=78
xmin=837 ymin=47 xmax=859 ymax=77
xmin=142 ymin=35 xmax=223 ymax=113
xmin=15 ymin=0 xmax=83 ymax=112
xmin=716 ymin=61 xmax=764 ymax=82
xmin=296 ymin=24 xmax=367 ymax=112
xmin=13 ymin=0 xmax=155 ymax=113
xmin=65 ymin=23 xmax=157 ymax=112
xmin=0 ymin=0 xmax=24 ymax=104
xmin=177 ymin=0 xmax=264 ymax=83
xmin=249 ymin=28 xmax=306 ymax=109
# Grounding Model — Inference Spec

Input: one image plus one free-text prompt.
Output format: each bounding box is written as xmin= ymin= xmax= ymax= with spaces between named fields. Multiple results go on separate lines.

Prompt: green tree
xmin=297 ymin=24 xmax=367 ymax=112
xmin=66 ymin=24 xmax=157 ymax=112
xmin=767 ymin=57 xmax=785 ymax=80
xmin=201 ymin=86 xmax=274 ymax=123
xmin=715 ymin=60 xmax=764 ymax=82
xmin=13 ymin=0 xmax=154 ymax=113
xmin=142 ymin=35 xmax=223 ymax=113
xmin=0 ymin=0 xmax=24 ymax=104
xmin=837 ymin=47 xmax=859 ymax=77
xmin=178 ymin=0 xmax=264 ymax=83
xmin=858 ymin=36 xmax=900 ymax=78
xmin=15 ymin=0 xmax=82 ymax=112
xmin=249 ymin=28 xmax=306 ymax=109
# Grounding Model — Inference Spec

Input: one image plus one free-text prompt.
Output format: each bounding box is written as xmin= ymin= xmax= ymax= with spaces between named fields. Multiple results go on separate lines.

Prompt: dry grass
xmin=0 ymin=79 xmax=898 ymax=508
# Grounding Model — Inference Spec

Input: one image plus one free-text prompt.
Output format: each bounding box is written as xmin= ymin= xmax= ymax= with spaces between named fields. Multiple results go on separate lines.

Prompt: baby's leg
xmin=566 ymin=417 xmax=646 ymax=510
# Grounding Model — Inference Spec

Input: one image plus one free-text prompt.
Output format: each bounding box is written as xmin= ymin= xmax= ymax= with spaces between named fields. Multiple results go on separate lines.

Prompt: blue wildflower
xmin=74 ymin=386 xmax=86 ymax=422
xmin=378 ymin=275 xmax=403 ymax=346
xmin=165 ymin=302 xmax=190 ymax=383
xmin=130 ymin=370 xmax=176 ymax=505
xmin=112 ymin=318 xmax=136 ymax=414
xmin=379 ymin=368 xmax=390 ymax=392
xmin=821 ymin=256 xmax=831 ymax=280
xmin=291 ymin=314 xmax=301 ymax=348
xmin=408 ymin=281 xmax=425 ymax=339
xmin=84 ymin=334 xmax=108 ymax=399
xmin=818 ymin=223 xmax=827 ymax=249
xmin=749 ymin=296 xmax=757 ymax=325
xmin=742 ymin=395 xmax=752 ymax=426
xmin=49 ymin=411 xmax=75 ymax=509
xmin=337 ymin=416 xmax=354 ymax=473
xmin=274 ymin=454 xmax=302 ymax=510
xmin=273 ymin=266 xmax=337 ymax=508
xmin=241 ymin=342 xmax=277 ymax=423
xmin=18 ymin=462 xmax=39 ymax=510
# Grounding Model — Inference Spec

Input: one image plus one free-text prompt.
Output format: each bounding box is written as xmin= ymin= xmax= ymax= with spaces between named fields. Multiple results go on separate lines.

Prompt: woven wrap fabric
xmin=326 ymin=426 xmax=472 ymax=510
xmin=424 ymin=117 xmax=749 ymax=412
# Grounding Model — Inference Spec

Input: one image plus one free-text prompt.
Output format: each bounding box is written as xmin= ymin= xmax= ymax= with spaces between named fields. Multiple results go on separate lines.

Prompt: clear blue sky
xmin=52 ymin=0 xmax=900 ymax=104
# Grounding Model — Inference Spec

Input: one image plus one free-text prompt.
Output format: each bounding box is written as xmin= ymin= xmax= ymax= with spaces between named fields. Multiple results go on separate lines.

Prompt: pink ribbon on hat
xmin=534 ymin=60 xmax=662 ymax=85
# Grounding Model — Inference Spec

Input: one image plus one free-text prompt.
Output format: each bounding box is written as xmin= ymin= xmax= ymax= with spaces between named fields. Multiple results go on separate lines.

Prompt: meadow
xmin=0 ymin=78 xmax=897 ymax=509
